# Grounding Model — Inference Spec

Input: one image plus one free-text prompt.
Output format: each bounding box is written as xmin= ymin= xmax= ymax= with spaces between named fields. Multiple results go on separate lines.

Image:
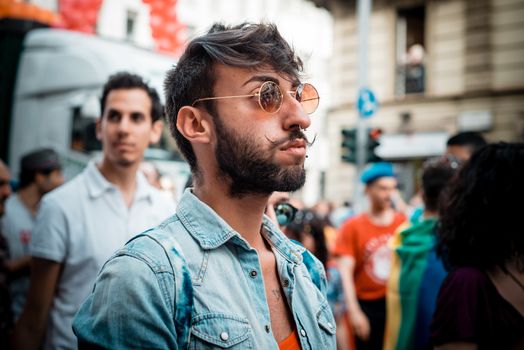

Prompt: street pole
xmin=354 ymin=0 xmax=372 ymax=214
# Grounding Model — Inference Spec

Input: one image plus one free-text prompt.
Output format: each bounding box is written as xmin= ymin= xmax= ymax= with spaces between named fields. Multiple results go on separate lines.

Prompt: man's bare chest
xmin=259 ymin=250 xmax=295 ymax=342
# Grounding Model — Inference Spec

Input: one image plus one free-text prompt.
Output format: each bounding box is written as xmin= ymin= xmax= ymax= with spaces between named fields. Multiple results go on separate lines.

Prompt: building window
xmin=396 ymin=6 xmax=426 ymax=95
xmin=126 ymin=10 xmax=137 ymax=41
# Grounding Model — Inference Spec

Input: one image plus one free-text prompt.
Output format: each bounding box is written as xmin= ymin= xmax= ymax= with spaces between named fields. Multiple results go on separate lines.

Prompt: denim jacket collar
xmin=261 ymin=215 xmax=304 ymax=264
xmin=177 ymin=189 xmax=304 ymax=264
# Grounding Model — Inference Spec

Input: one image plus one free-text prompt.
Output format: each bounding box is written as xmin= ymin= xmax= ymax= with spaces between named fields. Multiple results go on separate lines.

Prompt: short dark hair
xmin=446 ymin=131 xmax=487 ymax=153
xmin=421 ymin=156 xmax=461 ymax=212
xmin=164 ymin=22 xmax=304 ymax=174
xmin=437 ymin=142 xmax=524 ymax=272
xmin=100 ymin=72 xmax=163 ymax=122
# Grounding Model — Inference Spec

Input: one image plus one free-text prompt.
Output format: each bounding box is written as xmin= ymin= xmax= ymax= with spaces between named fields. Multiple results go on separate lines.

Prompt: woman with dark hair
xmin=284 ymin=209 xmax=350 ymax=349
xmin=431 ymin=142 xmax=524 ymax=350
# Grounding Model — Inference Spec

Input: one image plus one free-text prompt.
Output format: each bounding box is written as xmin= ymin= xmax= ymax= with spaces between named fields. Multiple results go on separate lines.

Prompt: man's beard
xmin=214 ymin=117 xmax=307 ymax=198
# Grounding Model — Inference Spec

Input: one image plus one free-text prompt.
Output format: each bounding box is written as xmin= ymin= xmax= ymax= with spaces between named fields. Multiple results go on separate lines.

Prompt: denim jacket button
xmin=220 ymin=332 xmax=229 ymax=341
xmin=283 ymin=279 xmax=289 ymax=287
xmin=250 ymin=270 xmax=257 ymax=278
xmin=265 ymin=324 xmax=270 ymax=333
xmin=300 ymin=329 xmax=306 ymax=337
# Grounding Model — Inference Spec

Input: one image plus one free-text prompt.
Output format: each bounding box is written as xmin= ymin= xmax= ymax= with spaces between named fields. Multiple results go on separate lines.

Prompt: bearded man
xmin=73 ymin=23 xmax=336 ymax=350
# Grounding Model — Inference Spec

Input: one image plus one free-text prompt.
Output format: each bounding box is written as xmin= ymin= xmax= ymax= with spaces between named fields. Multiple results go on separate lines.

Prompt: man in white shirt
xmin=2 ymin=148 xmax=64 ymax=320
xmin=12 ymin=72 xmax=175 ymax=350
xmin=0 ymin=159 xmax=13 ymax=348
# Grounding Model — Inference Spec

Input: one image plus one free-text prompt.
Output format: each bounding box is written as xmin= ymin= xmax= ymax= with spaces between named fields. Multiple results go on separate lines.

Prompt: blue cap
xmin=361 ymin=162 xmax=395 ymax=184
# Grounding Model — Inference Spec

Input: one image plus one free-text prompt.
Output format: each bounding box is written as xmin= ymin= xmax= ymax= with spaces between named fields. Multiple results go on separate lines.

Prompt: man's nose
xmin=117 ymin=116 xmax=131 ymax=133
xmin=281 ymin=95 xmax=312 ymax=131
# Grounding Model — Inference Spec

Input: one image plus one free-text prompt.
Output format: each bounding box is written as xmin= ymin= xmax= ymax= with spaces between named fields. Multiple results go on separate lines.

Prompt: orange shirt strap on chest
xmin=278 ymin=329 xmax=302 ymax=350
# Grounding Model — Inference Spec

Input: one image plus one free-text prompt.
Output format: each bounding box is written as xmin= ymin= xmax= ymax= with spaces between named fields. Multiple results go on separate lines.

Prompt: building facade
xmin=314 ymin=0 xmax=524 ymax=204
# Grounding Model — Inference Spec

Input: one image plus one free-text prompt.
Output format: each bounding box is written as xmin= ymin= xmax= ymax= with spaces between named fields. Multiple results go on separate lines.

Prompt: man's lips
xmin=280 ymin=139 xmax=307 ymax=157
xmin=114 ymin=142 xmax=134 ymax=150
xmin=280 ymin=139 xmax=306 ymax=150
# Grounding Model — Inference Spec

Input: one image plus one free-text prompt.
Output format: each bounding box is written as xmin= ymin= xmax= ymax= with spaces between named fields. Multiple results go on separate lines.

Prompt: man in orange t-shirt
xmin=334 ymin=162 xmax=406 ymax=350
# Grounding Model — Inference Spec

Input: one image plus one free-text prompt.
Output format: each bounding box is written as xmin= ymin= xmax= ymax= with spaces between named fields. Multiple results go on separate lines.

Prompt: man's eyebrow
xmin=242 ymin=75 xmax=280 ymax=86
xmin=242 ymin=75 xmax=301 ymax=90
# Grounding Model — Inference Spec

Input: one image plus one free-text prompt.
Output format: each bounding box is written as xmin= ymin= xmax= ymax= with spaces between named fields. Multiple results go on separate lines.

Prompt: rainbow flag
xmin=384 ymin=217 xmax=447 ymax=350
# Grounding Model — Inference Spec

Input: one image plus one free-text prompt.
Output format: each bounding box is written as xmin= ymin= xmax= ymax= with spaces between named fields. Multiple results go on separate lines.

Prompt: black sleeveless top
xmin=431 ymin=267 xmax=524 ymax=350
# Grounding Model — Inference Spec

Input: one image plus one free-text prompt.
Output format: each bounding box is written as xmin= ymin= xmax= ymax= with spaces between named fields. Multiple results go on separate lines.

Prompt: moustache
xmin=265 ymin=129 xmax=317 ymax=148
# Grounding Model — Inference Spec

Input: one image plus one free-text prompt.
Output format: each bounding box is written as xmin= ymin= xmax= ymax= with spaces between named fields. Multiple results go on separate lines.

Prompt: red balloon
xmin=59 ymin=0 xmax=101 ymax=32
xmin=146 ymin=0 xmax=184 ymax=54
xmin=164 ymin=22 xmax=177 ymax=34
xmin=85 ymin=8 xmax=98 ymax=24
xmin=149 ymin=1 xmax=164 ymax=14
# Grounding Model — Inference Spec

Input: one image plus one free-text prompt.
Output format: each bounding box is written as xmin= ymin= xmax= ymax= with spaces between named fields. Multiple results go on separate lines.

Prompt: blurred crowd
xmin=1 ymin=71 xmax=523 ymax=349
xmin=266 ymin=133 xmax=524 ymax=350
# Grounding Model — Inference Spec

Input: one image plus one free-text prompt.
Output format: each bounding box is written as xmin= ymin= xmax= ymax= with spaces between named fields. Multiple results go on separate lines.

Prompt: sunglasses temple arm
xmin=193 ymin=93 xmax=258 ymax=105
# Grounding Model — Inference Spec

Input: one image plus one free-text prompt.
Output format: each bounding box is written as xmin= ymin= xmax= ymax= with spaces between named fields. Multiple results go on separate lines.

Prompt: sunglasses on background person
xmin=274 ymin=202 xmax=299 ymax=227
xmin=192 ymin=81 xmax=320 ymax=115
xmin=291 ymin=210 xmax=316 ymax=226
xmin=423 ymin=154 xmax=462 ymax=171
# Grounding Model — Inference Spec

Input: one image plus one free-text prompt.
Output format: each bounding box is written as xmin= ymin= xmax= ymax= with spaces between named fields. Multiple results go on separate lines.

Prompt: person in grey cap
xmin=333 ymin=162 xmax=407 ymax=350
xmin=1 ymin=148 xmax=64 ymax=321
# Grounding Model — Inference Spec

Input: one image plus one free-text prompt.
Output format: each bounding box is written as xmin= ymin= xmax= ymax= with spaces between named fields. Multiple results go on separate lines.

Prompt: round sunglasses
xmin=192 ymin=81 xmax=319 ymax=114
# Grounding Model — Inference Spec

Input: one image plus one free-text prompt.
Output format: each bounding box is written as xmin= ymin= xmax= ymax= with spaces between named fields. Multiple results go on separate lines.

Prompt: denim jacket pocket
xmin=317 ymin=301 xmax=337 ymax=347
xmin=190 ymin=313 xmax=253 ymax=349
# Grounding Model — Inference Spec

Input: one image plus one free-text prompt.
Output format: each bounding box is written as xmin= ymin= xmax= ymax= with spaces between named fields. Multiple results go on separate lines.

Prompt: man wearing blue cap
xmin=334 ymin=162 xmax=406 ymax=350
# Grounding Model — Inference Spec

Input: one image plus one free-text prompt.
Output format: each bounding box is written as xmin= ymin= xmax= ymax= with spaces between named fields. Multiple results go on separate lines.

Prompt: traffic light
xmin=366 ymin=127 xmax=382 ymax=162
xmin=341 ymin=127 xmax=383 ymax=163
xmin=341 ymin=128 xmax=357 ymax=163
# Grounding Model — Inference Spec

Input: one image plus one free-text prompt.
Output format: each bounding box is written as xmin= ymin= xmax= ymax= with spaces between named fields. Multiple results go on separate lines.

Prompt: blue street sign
xmin=357 ymin=87 xmax=378 ymax=118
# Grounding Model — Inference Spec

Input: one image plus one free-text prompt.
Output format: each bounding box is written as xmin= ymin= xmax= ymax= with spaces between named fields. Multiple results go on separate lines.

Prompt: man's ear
xmin=149 ymin=120 xmax=163 ymax=144
xmin=34 ymin=172 xmax=45 ymax=186
xmin=95 ymin=117 xmax=102 ymax=140
xmin=176 ymin=106 xmax=213 ymax=145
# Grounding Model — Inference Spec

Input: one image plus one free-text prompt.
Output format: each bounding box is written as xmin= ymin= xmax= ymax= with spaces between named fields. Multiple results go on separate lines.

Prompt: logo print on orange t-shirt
xmin=363 ymin=234 xmax=392 ymax=284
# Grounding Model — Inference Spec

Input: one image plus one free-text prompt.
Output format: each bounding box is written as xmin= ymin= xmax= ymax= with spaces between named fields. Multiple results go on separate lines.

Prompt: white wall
xmin=98 ymin=0 xmax=155 ymax=48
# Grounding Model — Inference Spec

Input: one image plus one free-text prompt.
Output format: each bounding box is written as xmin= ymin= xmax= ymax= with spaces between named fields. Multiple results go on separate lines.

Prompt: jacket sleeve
xmin=73 ymin=252 xmax=178 ymax=349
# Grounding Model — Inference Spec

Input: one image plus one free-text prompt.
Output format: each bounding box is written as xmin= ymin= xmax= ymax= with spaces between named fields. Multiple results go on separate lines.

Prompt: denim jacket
xmin=73 ymin=190 xmax=336 ymax=349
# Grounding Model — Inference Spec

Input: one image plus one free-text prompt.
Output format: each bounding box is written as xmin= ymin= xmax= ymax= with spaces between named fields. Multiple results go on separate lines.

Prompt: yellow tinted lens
xmin=259 ymin=81 xmax=283 ymax=113
xmin=296 ymin=83 xmax=319 ymax=114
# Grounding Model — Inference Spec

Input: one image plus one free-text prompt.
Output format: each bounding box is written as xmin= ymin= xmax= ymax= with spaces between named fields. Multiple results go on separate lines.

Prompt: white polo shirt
xmin=2 ymin=194 xmax=34 ymax=319
xmin=30 ymin=161 xmax=176 ymax=350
